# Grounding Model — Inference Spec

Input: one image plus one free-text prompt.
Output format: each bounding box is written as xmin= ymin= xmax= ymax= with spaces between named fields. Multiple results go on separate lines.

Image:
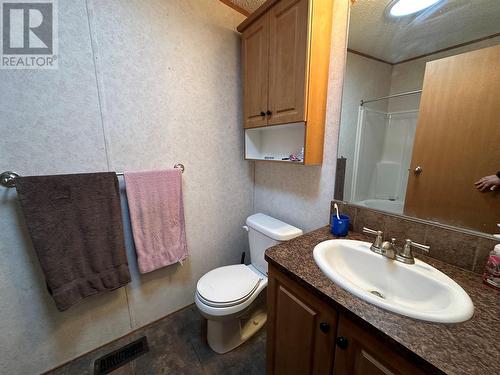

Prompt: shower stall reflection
xmin=347 ymin=92 xmax=421 ymax=214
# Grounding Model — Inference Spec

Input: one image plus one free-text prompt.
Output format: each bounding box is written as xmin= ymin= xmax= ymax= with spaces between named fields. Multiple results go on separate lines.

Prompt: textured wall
xmin=338 ymin=52 xmax=392 ymax=201
xmin=0 ymin=1 xmax=249 ymax=373
xmin=388 ymin=35 xmax=500 ymax=112
xmin=253 ymin=0 xmax=350 ymax=232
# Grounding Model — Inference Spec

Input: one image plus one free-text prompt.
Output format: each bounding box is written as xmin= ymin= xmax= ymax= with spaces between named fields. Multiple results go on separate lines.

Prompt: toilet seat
xmin=196 ymin=264 xmax=262 ymax=307
xmin=196 ymin=281 xmax=261 ymax=308
xmin=195 ymin=264 xmax=268 ymax=317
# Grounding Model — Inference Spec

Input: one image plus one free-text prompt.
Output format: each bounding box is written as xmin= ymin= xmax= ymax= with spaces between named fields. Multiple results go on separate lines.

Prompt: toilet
xmin=195 ymin=213 xmax=303 ymax=354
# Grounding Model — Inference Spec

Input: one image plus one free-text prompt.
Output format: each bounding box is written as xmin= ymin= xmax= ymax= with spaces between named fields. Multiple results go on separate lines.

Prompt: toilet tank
xmin=246 ymin=213 xmax=303 ymax=275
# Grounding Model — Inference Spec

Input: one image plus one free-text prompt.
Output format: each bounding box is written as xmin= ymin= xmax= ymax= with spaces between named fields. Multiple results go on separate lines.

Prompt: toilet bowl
xmin=195 ymin=213 xmax=302 ymax=354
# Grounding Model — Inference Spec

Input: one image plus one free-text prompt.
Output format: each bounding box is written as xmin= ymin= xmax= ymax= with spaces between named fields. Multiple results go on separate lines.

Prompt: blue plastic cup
xmin=331 ymin=214 xmax=350 ymax=237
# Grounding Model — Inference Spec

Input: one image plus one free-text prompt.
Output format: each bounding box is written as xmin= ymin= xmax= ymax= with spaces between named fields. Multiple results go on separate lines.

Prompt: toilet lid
xmin=197 ymin=264 xmax=262 ymax=305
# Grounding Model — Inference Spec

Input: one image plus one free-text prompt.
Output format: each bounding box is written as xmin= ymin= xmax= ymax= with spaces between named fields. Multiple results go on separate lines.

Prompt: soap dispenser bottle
xmin=482 ymin=243 xmax=500 ymax=290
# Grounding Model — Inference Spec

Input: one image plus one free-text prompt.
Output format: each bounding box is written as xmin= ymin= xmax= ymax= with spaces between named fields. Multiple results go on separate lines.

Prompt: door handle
xmin=266 ymin=110 xmax=272 ymax=117
xmin=413 ymin=166 xmax=423 ymax=175
xmin=260 ymin=111 xmax=266 ymax=117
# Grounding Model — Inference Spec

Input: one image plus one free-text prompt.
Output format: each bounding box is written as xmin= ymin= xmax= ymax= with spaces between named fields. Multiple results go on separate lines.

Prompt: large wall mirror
xmin=336 ymin=0 xmax=500 ymax=234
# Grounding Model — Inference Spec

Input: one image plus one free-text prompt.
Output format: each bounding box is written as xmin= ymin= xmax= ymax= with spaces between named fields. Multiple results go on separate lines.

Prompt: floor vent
xmin=94 ymin=336 xmax=149 ymax=374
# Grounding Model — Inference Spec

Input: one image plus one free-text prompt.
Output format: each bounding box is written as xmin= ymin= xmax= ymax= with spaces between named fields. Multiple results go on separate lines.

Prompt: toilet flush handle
xmin=242 ymin=225 xmax=249 ymax=232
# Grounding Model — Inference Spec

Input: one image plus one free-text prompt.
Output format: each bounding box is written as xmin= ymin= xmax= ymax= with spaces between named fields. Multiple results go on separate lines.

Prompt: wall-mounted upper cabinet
xmin=241 ymin=13 xmax=270 ymax=128
xmin=238 ymin=0 xmax=333 ymax=165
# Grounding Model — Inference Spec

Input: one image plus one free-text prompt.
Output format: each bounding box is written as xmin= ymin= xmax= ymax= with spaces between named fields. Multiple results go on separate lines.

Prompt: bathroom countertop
xmin=264 ymin=226 xmax=500 ymax=375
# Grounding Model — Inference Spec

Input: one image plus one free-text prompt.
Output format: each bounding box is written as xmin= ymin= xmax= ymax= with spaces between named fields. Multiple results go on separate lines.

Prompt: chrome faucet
xmin=362 ymin=227 xmax=430 ymax=264
xmin=380 ymin=238 xmax=397 ymax=259
xmin=396 ymin=239 xmax=430 ymax=264
xmin=362 ymin=227 xmax=383 ymax=252
xmin=362 ymin=227 xmax=396 ymax=259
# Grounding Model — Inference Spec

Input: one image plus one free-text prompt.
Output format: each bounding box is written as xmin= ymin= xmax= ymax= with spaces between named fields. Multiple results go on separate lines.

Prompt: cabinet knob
xmin=260 ymin=111 xmax=266 ymax=117
xmin=335 ymin=336 xmax=349 ymax=349
xmin=266 ymin=110 xmax=272 ymax=116
xmin=319 ymin=322 xmax=330 ymax=333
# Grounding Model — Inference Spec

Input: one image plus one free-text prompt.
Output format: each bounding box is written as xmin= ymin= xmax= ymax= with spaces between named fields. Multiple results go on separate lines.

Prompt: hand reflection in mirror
xmin=474 ymin=172 xmax=500 ymax=192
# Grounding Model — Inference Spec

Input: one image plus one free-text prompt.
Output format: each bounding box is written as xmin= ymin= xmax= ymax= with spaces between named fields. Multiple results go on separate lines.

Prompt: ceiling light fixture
xmin=389 ymin=0 xmax=442 ymax=17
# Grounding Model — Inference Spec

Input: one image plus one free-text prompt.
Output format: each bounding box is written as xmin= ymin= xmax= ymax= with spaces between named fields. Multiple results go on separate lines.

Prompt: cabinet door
xmin=267 ymin=265 xmax=337 ymax=375
xmin=268 ymin=0 xmax=308 ymax=125
xmin=334 ymin=315 xmax=426 ymax=375
xmin=241 ymin=13 xmax=269 ymax=128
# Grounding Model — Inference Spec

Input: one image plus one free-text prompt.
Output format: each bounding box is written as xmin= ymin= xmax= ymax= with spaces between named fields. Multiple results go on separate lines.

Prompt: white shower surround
xmin=350 ymin=107 xmax=418 ymax=211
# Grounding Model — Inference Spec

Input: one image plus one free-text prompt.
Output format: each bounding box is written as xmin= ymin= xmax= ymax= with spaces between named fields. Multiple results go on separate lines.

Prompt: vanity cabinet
xmin=238 ymin=0 xmax=333 ymax=165
xmin=267 ymin=265 xmax=426 ymax=375
xmin=267 ymin=264 xmax=337 ymax=374
xmin=333 ymin=315 xmax=426 ymax=375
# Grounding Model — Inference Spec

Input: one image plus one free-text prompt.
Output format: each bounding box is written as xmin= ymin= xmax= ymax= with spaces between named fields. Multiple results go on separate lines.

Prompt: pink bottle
xmin=482 ymin=244 xmax=500 ymax=290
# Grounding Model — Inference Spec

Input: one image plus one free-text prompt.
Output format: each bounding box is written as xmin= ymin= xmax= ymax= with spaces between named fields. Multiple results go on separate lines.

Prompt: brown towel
xmin=16 ymin=172 xmax=131 ymax=311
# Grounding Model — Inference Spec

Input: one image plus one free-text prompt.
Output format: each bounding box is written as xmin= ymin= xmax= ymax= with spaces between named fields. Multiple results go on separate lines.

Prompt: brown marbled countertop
xmin=265 ymin=226 xmax=500 ymax=375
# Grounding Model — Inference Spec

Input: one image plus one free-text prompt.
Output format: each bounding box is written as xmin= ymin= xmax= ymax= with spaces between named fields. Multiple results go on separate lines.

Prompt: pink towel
xmin=124 ymin=169 xmax=188 ymax=273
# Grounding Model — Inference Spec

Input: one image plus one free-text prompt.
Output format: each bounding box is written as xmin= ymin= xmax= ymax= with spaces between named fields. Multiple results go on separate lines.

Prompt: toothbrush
xmin=334 ymin=203 xmax=341 ymax=220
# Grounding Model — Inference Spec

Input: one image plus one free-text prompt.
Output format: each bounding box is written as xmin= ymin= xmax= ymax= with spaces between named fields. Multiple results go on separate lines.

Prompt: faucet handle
xmin=397 ymin=239 xmax=430 ymax=264
xmin=362 ymin=227 xmax=382 ymax=236
xmin=363 ymin=227 xmax=383 ymax=248
xmin=405 ymin=239 xmax=430 ymax=253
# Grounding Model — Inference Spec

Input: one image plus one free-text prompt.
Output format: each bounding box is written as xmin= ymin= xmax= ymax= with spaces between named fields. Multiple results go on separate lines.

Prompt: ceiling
xmin=225 ymin=0 xmax=500 ymax=64
xmin=226 ymin=0 xmax=263 ymax=14
xmin=349 ymin=0 xmax=500 ymax=63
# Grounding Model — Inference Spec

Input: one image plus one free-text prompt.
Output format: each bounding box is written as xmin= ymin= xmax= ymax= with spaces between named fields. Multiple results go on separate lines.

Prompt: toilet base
xmin=207 ymin=307 xmax=267 ymax=354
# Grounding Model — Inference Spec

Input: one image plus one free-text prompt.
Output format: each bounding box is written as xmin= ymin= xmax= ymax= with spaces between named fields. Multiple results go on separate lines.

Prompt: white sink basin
xmin=313 ymin=239 xmax=474 ymax=323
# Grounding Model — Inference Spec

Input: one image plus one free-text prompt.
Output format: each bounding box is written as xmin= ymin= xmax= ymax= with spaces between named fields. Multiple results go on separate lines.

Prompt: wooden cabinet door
xmin=268 ymin=0 xmax=308 ymax=125
xmin=267 ymin=265 xmax=337 ymax=375
xmin=333 ymin=315 xmax=426 ymax=375
xmin=241 ymin=13 xmax=269 ymax=129
xmin=403 ymin=45 xmax=500 ymax=233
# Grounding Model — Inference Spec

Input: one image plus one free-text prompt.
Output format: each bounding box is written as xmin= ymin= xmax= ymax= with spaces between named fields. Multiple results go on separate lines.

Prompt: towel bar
xmin=0 ymin=164 xmax=185 ymax=188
